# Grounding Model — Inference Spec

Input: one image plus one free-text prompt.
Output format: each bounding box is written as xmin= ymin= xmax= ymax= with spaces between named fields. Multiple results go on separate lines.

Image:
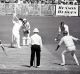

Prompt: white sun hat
xmin=23 ymin=18 xmax=27 ymax=21
xmin=33 ymin=28 xmax=39 ymax=33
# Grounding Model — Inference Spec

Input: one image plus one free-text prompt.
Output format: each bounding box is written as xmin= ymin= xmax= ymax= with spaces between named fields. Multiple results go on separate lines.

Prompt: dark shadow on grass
xmin=21 ymin=65 xmax=37 ymax=68
xmin=53 ymin=63 xmax=67 ymax=66
xmin=53 ymin=63 xmax=78 ymax=66
xmin=8 ymin=46 xmax=17 ymax=48
xmin=66 ymin=63 xmax=77 ymax=66
xmin=53 ymin=63 xmax=61 ymax=65
xmin=21 ymin=65 xmax=31 ymax=68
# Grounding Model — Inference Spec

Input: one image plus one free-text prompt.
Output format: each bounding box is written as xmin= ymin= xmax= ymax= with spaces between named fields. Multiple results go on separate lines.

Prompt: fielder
xmin=12 ymin=13 xmax=23 ymax=48
xmin=55 ymin=22 xmax=69 ymax=41
xmin=0 ymin=40 xmax=7 ymax=56
xmin=55 ymin=31 xmax=79 ymax=66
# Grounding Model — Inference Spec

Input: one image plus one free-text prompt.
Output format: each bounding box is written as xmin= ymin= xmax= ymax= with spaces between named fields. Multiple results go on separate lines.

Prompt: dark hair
xmin=60 ymin=22 xmax=64 ymax=26
xmin=63 ymin=31 xmax=68 ymax=35
xmin=19 ymin=18 xmax=23 ymax=21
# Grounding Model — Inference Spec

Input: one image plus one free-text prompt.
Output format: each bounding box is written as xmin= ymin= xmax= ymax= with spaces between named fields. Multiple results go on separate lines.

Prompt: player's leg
xmin=11 ymin=33 xmax=15 ymax=47
xmin=12 ymin=33 xmax=17 ymax=47
xmin=27 ymin=30 xmax=30 ymax=37
xmin=71 ymin=51 xmax=79 ymax=66
xmin=36 ymin=45 xmax=41 ymax=67
xmin=27 ymin=30 xmax=31 ymax=46
xmin=12 ymin=31 xmax=16 ymax=43
xmin=30 ymin=45 xmax=35 ymax=67
xmin=16 ymin=34 xmax=21 ymax=48
xmin=12 ymin=33 xmax=14 ymax=43
xmin=61 ymin=50 xmax=68 ymax=65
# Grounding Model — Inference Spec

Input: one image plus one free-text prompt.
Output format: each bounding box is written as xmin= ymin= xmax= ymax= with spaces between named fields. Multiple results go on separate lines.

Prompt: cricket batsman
xmin=12 ymin=13 xmax=23 ymax=48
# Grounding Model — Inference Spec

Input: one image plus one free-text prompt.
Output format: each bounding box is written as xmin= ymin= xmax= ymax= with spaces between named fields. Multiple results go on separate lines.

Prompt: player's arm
xmin=72 ymin=36 xmax=79 ymax=41
xmin=55 ymin=45 xmax=60 ymax=51
xmin=55 ymin=38 xmax=63 ymax=51
xmin=27 ymin=22 xmax=30 ymax=30
xmin=12 ymin=13 xmax=18 ymax=21
xmin=40 ymin=37 xmax=43 ymax=51
xmin=59 ymin=26 xmax=61 ymax=34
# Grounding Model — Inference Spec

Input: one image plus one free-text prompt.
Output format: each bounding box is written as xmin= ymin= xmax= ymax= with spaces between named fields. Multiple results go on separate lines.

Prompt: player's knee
xmin=62 ymin=52 xmax=65 ymax=55
xmin=62 ymin=51 xmax=66 ymax=55
xmin=71 ymin=51 xmax=75 ymax=56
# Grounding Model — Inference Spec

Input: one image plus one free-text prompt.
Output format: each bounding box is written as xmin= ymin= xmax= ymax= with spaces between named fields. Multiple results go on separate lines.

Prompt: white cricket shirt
xmin=31 ymin=34 xmax=42 ymax=48
xmin=59 ymin=35 xmax=78 ymax=48
xmin=59 ymin=24 xmax=69 ymax=35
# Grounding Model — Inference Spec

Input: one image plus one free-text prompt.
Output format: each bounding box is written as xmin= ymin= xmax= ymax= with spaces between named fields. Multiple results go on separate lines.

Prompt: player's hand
xmin=55 ymin=45 xmax=60 ymax=51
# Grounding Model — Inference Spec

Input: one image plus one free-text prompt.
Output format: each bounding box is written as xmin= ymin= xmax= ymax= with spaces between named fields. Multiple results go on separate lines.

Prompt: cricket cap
xmin=33 ymin=28 xmax=39 ymax=33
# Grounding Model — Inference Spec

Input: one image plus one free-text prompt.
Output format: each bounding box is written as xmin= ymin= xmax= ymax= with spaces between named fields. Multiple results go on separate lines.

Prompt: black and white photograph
xmin=0 ymin=0 xmax=80 ymax=74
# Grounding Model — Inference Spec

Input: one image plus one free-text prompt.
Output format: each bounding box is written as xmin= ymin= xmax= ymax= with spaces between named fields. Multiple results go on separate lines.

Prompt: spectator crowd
xmin=0 ymin=0 xmax=79 ymax=5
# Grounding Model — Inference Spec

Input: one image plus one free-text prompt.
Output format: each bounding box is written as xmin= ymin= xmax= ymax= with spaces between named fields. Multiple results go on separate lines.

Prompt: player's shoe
xmin=36 ymin=65 xmax=41 ymax=68
xmin=76 ymin=63 xmax=79 ymax=66
xmin=60 ymin=63 xmax=65 ymax=66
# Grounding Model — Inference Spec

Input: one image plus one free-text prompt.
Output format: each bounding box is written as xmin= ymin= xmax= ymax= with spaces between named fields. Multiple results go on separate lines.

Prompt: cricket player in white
xmin=59 ymin=22 xmax=69 ymax=35
xmin=55 ymin=31 xmax=79 ymax=66
xmin=55 ymin=22 xmax=69 ymax=41
xmin=22 ymin=18 xmax=30 ymax=45
xmin=12 ymin=14 xmax=23 ymax=48
xmin=23 ymin=18 xmax=30 ymax=38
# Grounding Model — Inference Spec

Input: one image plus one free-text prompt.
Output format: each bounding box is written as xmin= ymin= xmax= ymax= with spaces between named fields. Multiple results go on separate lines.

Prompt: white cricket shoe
xmin=60 ymin=63 xmax=65 ymax=66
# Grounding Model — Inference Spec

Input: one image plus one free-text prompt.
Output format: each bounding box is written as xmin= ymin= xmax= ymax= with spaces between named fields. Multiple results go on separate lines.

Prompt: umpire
xmin=30 ymin=28 xmax=43 ymax=68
